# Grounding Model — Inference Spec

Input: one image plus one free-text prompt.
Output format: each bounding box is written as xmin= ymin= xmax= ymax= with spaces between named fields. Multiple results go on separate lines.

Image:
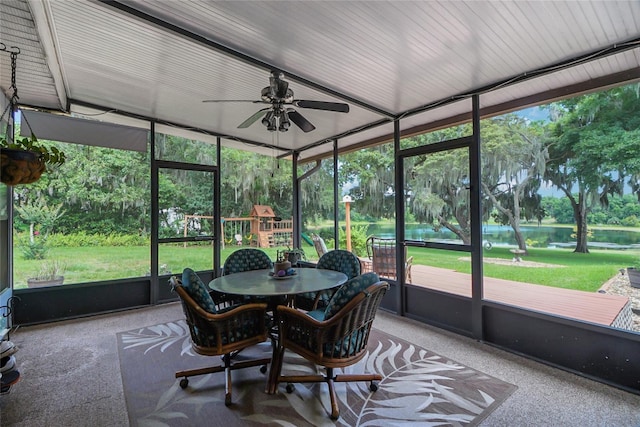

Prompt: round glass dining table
xmin=208 ymin=268 xmax=348 ymax=297
xmin=209 ymin=267 xmax=348 ymax=394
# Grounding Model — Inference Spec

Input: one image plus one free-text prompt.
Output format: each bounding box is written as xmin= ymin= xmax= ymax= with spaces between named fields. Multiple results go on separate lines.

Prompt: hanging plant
xmin=0 ymin=135 xmax=66 ymax=185
xmin=0 ymin=44 xmax=66 ymax=185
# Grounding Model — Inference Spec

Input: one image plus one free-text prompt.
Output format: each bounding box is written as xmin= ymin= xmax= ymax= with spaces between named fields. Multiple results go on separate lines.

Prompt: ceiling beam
xmin=27 ymin=0 xmax=69 ymax=110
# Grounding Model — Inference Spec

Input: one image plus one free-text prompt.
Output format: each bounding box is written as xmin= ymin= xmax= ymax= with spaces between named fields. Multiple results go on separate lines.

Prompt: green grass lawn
xmin=12 ymin=245 xmax=305 ymax=289
xmin=12 ymin=243 xmax=638 ymax=293
xmin=409 ymin=246 xmax=639 ymax=292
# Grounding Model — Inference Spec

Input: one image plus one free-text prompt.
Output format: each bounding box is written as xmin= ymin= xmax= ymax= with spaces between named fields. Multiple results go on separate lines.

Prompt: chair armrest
xmin=277 ymin=282 xmax=389 ymax=361
xmin=191 ymin=300 xmax=268 ymax=321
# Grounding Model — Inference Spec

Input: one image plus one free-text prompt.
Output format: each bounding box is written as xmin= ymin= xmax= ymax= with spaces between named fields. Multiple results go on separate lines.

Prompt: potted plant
xmin=0 ymin=135 xmax=66 ymax=185
xmin=283 ymin=247 xmax=307 ymax=266
xmin=27 ymin=260 xmax=66 ymax=288
xmin=274 ymin=250 xmax=292 ymax=273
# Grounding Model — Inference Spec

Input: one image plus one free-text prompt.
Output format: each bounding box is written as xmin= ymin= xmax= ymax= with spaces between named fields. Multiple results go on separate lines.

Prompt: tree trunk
xmin=439 ymin=216 xmax=471 ymax=245
xmin=512 ymin=224 xmax=528 ymax=253
xmin=509 ymin=194 xmax=528 ymax=254
xmin=481 ymin=182 xmax=528 ymax=253
xmin=573 ymin=194 xmax=590 ymax=253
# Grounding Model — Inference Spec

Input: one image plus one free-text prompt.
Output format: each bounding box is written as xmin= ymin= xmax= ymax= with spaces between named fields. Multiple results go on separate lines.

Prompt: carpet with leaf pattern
xmin=117 ymin=320 xmax=516 ymax=426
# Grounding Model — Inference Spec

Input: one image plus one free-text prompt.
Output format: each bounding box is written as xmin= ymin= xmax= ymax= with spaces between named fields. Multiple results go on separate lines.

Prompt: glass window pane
xmin=337 ymin=143 xmax=396 ymax=261
xmin=220 ymin=146 xmax=294 ymax=254
xmin=479 ymin=86 xmax=640 ymax=335
xmin=404 ymin=147 xmax=470 ymax=246
xmin=12 ymin=141 xmax=151 ymax=288
xmin=400 ymin=123 xmax=472 ymax=150
xmin=159 ymin=242 xmax=213 ymax=275
xmin=155 ymin=132 xmax=217 ymax=166
xmin=406 ymin=247 xmax=472 ymax=292
xmin=300 ymin=160 xmax=335 ymax=262
xmin=158 ymin=168 xmax=214 ymax=238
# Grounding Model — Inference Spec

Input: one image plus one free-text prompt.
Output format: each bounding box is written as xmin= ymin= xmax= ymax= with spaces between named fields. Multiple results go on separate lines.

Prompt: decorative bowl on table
xmin=270 ymin=264 xmax=297 ymax=279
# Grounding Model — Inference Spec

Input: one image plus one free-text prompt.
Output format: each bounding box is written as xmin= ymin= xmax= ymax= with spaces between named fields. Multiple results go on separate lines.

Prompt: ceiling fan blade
xmin=238 ymin=108 xmax=270 ymax=128
xmin=294 ymin=100 xmax=349 ymax=113
xmin=202 ymin=99 xmax=262 ymax=103
xmin=287 ymin=109 xmax=316 ymax=133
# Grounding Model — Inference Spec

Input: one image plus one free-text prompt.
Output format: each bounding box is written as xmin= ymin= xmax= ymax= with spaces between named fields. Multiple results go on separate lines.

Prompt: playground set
xmin=221 ymin=205 xmax=293 ymax=248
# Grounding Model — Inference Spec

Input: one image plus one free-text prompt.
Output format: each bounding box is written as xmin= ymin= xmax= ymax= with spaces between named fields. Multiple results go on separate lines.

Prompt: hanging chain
xmin=0 ymin=45 xmax=20 ymax=128
xmin=9 ymin=49 xmax=19 ymax=106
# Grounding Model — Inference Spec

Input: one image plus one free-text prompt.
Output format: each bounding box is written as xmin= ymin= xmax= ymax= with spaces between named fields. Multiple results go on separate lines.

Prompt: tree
xmin=14 ymin=197 xmax=65 ymax=259
xmin=544 ymin=83 xmax=640 ymax=253
xmin=481 ymin=115 xmax=548 ymax=253
xmin=339 ymin=143 xmax=396 ymax=220
xmin=409 ymin=146 xmax=472 ymax=244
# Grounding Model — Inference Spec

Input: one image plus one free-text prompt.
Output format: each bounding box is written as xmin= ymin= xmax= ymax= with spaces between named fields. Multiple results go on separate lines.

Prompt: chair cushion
xmin=317 ymin=250 xmax=361 ymax=280
xmin=306 ymin=309 xmax=326 ymax=321
xmin=181 ymin=268 xmax=217 ymax=314
xmin=323 ymin=272 xmax=380 ymax=319
xmin=323 ymin=329 xmax=368 ymax=358
xmin=223 ymin=249 xmax=273 ymax=275
xmin=295 ymin=249 xmax=363 ymax=310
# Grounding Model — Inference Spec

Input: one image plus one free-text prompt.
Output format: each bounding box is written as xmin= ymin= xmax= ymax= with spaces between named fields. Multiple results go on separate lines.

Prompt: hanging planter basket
xmin=0 ymin=147 xmax=46 ymax=185
xmin=0 ymin=45 xmax=64 ymax=186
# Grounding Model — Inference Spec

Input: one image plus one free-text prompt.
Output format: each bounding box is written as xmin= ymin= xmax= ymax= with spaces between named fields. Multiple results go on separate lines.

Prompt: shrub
xmin=43 ymin=232 xmax=149 ymax=247
xmin=621 ymin=215 xmax=640 ymax=227
xmin=19 ymin=235 xmax=49 ymax=260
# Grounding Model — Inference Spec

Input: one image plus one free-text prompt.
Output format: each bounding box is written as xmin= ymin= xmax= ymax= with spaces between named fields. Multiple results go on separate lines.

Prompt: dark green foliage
xmin=18 ymin=237 xmax=49 ymax=260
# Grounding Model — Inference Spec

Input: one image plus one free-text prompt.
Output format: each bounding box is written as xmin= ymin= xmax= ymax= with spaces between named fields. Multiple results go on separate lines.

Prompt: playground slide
xmin=301 ymin=233 xmax=313 ymax=246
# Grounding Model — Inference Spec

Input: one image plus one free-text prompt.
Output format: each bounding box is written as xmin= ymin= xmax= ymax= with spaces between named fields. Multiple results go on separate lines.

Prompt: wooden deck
xmin=392 ymin=264 xmax=630 ymax=327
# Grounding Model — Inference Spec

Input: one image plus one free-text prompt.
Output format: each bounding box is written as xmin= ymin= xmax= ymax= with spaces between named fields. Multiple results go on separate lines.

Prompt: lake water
xmin=360 ymin=224 xmax=640 ymax=248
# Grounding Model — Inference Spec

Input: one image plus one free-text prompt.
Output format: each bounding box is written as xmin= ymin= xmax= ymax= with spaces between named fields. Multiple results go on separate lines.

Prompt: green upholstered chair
xmin=273 ymin=275 xmax=389 ymax=420
xmin=295 ymin=249 xmax=361 ymax=311
xmin=170 ymin=269 xmax=270 ymax=406
xmin=222 ymin=248 xmax=273 ymax=275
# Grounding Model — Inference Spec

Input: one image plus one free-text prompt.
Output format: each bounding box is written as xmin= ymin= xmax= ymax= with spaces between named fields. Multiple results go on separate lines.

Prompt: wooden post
xmin=343 ymin=196 xmax=352 ymax=252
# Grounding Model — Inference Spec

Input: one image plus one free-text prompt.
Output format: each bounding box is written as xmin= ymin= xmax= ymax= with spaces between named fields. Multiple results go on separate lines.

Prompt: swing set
xmin=183 ymin=205 xmax=293 ymax=248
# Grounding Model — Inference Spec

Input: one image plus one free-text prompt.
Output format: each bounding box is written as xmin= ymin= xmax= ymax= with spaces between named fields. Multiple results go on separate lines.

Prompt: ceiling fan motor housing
xmin=261 ymin=86 xmax=294 ymax=103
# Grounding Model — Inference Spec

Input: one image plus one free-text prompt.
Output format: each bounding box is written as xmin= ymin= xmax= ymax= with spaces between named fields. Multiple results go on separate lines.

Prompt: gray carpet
xmin=3 ymin=304 xmax=640 ymax=426
xmin=117 ymin=320 xmax=516 ymax=426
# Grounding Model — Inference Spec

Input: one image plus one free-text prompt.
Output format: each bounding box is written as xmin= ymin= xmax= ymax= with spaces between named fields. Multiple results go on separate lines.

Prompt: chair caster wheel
xmin=260 ymin=365 xmax=267 ymax=374
xmin=179 ymin=378 xmax=189 ymax=389
xmin=225 ymin=395 xmax=232 ymax=406
xmin=285 ymin=383 xmax=295 ymax=393
xmin=369 ymin=381 xmax=378 ymax=392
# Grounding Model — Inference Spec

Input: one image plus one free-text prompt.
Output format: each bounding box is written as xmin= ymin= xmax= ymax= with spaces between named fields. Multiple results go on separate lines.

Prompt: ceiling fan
xmin=202 ymin=70 xmax=349 ymax=133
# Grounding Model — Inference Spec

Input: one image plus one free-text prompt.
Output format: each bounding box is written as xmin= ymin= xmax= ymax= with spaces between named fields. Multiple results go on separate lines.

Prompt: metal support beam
xmin=292 ymin=152 xmax=301 ymax=250
xmin=333 ymin=139 xmax=339 ymax=249
xmin=393 ymin=119 xmax=405 ymax=316
xmin=214 ymin=137 xmax=222 ymax=276
xmin=470 ymin=95 xmax=483 ymax=340
xmin=150 ymin=121 xmax=158 ymax=304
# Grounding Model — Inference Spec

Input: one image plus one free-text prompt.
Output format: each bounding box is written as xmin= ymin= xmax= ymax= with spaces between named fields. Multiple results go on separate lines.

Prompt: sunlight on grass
xmin=12 ymin=245 xmax=301 ymax=289
xmin=13 ymin=243 xmax=638 ymax=293
xmin=409 ymin=247 xmax=639 ymax=292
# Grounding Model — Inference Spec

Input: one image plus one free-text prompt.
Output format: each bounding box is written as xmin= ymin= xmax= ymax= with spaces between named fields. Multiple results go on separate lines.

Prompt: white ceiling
xmin=1 ymin=0 xmax=639 ymax=160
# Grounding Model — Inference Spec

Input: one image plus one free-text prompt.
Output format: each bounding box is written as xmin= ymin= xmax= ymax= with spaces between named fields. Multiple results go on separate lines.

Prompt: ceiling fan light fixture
xmin=266 ymin=115 xmax=277 ymax=132
xmin=262 ymin=110 xmax=274 ymax=127
xmin=279 ymin=111 xmax=291 ymax=132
